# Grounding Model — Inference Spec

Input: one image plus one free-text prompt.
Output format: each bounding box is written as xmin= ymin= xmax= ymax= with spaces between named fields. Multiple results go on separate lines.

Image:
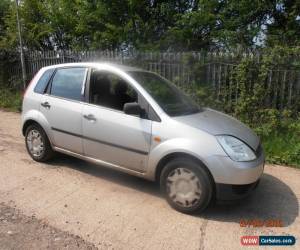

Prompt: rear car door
xmin=40 ymin=67 xmax=88 ymax=154
xmin=82 ymin=69 xmax=152 ymax=172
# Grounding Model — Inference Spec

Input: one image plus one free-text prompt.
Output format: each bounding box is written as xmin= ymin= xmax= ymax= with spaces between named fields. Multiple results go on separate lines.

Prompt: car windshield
xmin=128 ymin=71 xmax=200 ymax=116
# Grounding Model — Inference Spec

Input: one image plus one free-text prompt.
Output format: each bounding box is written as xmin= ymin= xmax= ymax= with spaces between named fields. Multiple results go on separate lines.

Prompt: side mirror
xmin=123 ymin=102 xmax=143 ymax=116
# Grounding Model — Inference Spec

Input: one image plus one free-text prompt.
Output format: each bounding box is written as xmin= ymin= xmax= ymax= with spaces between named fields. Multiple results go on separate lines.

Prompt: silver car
xmin=22 ymin=63 xmax=264 ymax=213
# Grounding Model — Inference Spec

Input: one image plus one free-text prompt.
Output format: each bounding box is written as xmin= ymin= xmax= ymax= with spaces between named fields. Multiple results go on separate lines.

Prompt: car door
xmin=40 ymin=67 xmax=88 ymax=154
xmin=82 ymin=69 xmax=152 ymax=172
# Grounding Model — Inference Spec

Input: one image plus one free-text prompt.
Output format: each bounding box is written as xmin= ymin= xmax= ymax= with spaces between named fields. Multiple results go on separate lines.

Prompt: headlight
xmin=216 ymin=135 xmax=256 ymax=162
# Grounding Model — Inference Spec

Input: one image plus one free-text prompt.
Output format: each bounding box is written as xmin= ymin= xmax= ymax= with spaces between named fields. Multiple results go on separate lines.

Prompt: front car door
xmin=40 ymin=67 xmax=88 ymax=154
xmin=82 ymin=69 xmax=152 ymax=172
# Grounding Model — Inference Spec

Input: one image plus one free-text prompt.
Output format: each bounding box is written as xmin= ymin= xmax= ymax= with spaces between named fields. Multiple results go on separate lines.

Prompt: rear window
xmin=34 ymin=69 xmax=54 ymax=94
xmin=50 ymin=68 xmax=87 ymax=101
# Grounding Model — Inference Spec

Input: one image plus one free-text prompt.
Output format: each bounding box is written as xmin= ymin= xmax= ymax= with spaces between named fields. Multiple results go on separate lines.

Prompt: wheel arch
xmin=154 ymin=152 xmax=215 ymax=186
xmin=22 ymin=119 xmax=39 ymax=136
xmin=22 ymin=118 xmax=53 ymax=147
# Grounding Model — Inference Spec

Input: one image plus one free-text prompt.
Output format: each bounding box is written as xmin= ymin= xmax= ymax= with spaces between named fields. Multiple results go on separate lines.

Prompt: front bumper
xmin=205 ymin=146 xmax=265 ymax=185
xmin=216 ymin=179 xmax=260 ymax=201
xmin=204 ymin=145 xmax=264 ymax=201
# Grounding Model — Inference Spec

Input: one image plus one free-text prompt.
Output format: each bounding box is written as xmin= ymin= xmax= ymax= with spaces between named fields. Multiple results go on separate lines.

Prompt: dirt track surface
xmin=0 ymin=202 xmax=97 ymax=250
xmin=0 ymin=110 xmax=299 ymax=249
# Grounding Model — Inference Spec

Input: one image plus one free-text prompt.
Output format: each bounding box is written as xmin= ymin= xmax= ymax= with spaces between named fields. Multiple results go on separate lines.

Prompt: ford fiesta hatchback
xmin=22 ymin=63 xmax=264 ymax=213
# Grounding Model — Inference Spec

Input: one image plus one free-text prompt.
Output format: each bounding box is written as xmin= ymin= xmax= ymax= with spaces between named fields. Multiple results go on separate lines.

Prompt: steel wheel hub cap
xmin=166 ymin=168 xmax=202 ymax=208
xmin=27 ymin=129 xmax=44 ymax=157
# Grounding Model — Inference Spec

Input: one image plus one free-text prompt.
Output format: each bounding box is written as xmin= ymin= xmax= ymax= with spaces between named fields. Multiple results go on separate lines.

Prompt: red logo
xmin=241 ymin=236 xmax=259 ymax=246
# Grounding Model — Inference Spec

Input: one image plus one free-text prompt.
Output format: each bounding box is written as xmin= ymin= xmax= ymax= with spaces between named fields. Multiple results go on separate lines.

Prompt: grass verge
xmin=257 ymin=125 xmax=300 ymax=168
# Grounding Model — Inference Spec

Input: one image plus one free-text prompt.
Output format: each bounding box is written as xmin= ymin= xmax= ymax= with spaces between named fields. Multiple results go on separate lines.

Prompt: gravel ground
xmin=0 ymin=202 xmax=97 ymax=250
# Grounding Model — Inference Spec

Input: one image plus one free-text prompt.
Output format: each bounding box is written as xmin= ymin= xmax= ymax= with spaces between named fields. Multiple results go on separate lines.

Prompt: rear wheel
xmin=160 ymin=158 xmax=213 ymax=214
xmin=25 ymin=124 xmax=55 ymax=162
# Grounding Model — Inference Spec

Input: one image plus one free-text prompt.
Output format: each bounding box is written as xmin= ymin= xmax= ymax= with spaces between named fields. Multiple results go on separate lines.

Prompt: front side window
xmin=128 ymin=71 xmax=200 ymax=116
xmin=50 ymin=67 xmax=87 ymax=101
xmin=89 ymin=70 xmax=137 ymax=111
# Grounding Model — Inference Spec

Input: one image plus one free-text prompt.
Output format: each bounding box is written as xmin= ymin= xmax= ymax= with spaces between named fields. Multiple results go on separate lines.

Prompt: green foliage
xmin=0 ymin=88 xmax=22 ymax=112
xmin=0 ymin=0 xmax=10 ymax=38
xmin=266 ymin=1 xmax=300 ymax=47
xmin=233 ymin=57 xmax=268 ymax=124
xmin=233 ymin=46 xmax=300 ymax=125
xmin=1 ymin=0 xmax=300 ymax=50
xmin=253 ymin=110 xmax=300 ymax=167
xmin=0 ymin=0 xmax=17 ymax=49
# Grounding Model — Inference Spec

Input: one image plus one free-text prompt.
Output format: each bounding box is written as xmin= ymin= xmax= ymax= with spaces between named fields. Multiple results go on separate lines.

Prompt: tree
xmin=0 ymin=0 xmax=300 ymax=51
xmin=266 ymin=0 xmax=300 ymax=47
xmin=0 ymin=0 xmax=13 ymax=49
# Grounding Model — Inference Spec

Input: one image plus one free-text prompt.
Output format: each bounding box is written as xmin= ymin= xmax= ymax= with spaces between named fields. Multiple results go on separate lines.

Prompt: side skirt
xmin=53 ymin=146 xmax=148 ymax=179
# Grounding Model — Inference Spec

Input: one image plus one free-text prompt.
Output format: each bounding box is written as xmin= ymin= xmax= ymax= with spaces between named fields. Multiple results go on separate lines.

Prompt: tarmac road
xmin=0 ymin=110 xmax=299 ymax=249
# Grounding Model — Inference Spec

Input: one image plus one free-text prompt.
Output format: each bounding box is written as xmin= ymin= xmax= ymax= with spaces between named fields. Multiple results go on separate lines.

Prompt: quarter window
xmin=50 ymin=68 xmax=87 ymax=101
xmin=34 ymin=69 xmax=54 ymax=94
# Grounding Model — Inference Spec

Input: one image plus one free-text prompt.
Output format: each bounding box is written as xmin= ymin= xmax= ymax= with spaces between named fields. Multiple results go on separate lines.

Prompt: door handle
xmin=83 ymin=114 xmax=97 ymax=121
xmin=41 ymin=102 xmax=51 ymax=109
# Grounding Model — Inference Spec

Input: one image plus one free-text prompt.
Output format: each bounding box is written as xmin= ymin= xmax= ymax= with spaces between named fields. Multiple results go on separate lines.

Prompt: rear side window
xmin=50 ymin=68 xmax=87 ymax=101
xmin=34 ymin=69 xmax=54 ymax=94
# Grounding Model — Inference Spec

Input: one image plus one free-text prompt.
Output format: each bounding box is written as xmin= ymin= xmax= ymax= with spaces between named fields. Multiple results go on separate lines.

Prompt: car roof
xmin=42 ymin=62 xmax=145 ymax=73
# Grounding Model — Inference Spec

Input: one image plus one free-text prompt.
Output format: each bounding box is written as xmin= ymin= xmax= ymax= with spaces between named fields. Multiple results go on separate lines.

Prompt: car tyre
xmin=160 ymin=158 xmax=213 ymax=214
xmin=25 ymin=124 xmax=55 ymax=162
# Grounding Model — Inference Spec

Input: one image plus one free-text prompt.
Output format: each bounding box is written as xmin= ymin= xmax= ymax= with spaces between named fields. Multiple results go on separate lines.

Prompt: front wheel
xmin=160 ymin=158 xmax=213 ymax=214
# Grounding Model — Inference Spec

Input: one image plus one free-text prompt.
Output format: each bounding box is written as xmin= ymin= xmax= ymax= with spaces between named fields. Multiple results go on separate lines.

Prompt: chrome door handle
xmin=41 ymin=102 xmax=51 ymax=109
xmin=83 ymin=114 xmax=96 ymax=121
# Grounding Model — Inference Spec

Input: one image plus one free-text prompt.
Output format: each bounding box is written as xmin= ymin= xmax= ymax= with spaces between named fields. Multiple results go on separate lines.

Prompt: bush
xmin=0 ymin=88 xmax=22 ymax=111
xmin=253 ymin=110 xmax=300 ymax=167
